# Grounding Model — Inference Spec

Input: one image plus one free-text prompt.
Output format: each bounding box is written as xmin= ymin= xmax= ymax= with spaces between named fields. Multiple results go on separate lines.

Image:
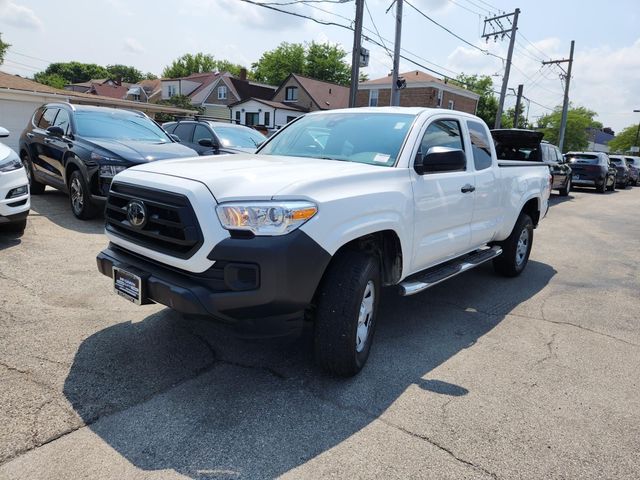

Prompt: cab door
xmin=410 ymin=117 xmax=474 ymax=273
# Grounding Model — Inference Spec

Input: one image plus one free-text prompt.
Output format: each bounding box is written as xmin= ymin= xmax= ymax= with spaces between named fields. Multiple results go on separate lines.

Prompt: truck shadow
xmin=28 ymin=188 xmax=105 ymax=234
xmin=63 ymin=260 xmax=555 ymax=479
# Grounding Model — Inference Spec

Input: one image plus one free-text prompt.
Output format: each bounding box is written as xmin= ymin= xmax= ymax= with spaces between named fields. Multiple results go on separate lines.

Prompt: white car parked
xmin=0 ymin=127 xmax=30 ymax=233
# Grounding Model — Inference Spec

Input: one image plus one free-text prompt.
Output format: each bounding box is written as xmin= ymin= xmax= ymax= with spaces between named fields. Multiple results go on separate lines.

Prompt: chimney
xmin=240 ymin=68 xmax=247 ymax=81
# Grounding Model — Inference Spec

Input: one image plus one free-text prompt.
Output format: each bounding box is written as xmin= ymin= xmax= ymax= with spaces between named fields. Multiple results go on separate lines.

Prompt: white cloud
xmin=182 ymin=0 xmax=302 ymax=31
xmin=124 ymin=37 xmax=145 ymax=54
xmin=0 ymin=0 xmax=43 ymax=30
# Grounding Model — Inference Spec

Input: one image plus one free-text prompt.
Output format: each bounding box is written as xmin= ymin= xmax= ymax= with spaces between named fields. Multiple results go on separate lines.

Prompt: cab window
xmin=467 ymin=120 xmax=492 ymax=170
xmin=419 ymin=119 xmax=465 ymax=172
xmin=53 ymin=109 xmax=71 ymax=135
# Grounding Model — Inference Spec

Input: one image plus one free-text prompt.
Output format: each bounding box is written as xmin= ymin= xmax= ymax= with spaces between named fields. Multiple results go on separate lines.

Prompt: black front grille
xmin=105 ymin=182 xmax=203 ymax=259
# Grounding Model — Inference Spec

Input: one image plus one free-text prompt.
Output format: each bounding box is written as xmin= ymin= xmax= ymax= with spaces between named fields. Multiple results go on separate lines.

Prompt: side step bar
xmin=399 ymin=246 xmax=502 ymax=296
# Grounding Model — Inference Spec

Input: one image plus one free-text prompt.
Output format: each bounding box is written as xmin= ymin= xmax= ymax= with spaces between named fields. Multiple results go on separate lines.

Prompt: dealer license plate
xmin=113 ymin=267 xmax=144 ymax=305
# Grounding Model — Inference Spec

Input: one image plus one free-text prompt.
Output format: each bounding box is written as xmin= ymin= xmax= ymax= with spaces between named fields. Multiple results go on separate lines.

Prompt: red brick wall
xmin=356 ymin=87 xmax=477 ymax=114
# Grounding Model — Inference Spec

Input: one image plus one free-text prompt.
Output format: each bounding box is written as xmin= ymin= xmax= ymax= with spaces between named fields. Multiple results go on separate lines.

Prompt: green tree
xmin=501 ymin=105 xmax=530 ymax=129
xmin=144 ymin=72 xmax=158 ymax=80
xmin=34 ymin=62 xmax=109 ymax=85
xmin=536 ymin=105 xmax=601 ymax=152
xmin=303 ymin=42 xmax=351 ymax=86
xmin=106 ymin=64 xmax=144 ymax=84
xmin=162 ymin=53 xmax=248 ymax=79
xmin=608 ymin=123 xmax=640 ymax=153
xmin=252 ymin=42 xmax=305 ymax=85
xmin=0 ymin=33 xmax=10 ymax=65
xmin=33 ymin=73 xmax=66 ymax=89
xmin=451 ymin=74 xmax=497 ymax=126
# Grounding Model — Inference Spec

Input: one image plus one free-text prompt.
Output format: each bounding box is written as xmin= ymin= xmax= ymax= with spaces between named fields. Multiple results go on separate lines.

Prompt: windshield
xmin=259 ymin=112 xmax=415 ymax=167
xmin=214 ymin=126 xmax=265 ymax=148
xmin=610 ymin=158 xmax=624 ymax=165
xmin=75 ymin=110 xmax=171 ymax=142
xmin=567 ymin=154 xmax=599 ymax=164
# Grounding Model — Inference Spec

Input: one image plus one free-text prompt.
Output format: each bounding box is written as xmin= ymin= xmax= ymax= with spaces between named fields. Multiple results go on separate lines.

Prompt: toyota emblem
xmin=126 ymin=200 xmax=147 ymax=228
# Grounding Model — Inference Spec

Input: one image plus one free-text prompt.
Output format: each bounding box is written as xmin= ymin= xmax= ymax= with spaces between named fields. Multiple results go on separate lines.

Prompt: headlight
xmin=216 ymin=201 xmax=318 ymax=236
xmin=99 ymin=165 xmax=127 ymax=178
xmin=0 ymin=151 xmax=22 ymax=173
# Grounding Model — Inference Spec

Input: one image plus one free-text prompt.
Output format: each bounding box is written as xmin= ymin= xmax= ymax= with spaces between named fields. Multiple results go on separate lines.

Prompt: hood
xmin=0 ymin=142 xmax=14 ymax=162
xmin=126 ymin=153 xmax=386 ymax=202
xmin=86 ymin=138 xmax=198 ymax=163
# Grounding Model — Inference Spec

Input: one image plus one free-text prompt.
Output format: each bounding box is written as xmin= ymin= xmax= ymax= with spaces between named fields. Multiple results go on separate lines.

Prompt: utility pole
xmin=514 ymin=84 xmax=523 ymax=128
xmin=390 ymin=0 xmax=403 ymax=106
xmin=348 ymin=0 xmax=365 ymax=108
xmin=482 ymin=8 xmax=520 ymax=129
xmin=543 ymin=40 xmax=575 ymax=152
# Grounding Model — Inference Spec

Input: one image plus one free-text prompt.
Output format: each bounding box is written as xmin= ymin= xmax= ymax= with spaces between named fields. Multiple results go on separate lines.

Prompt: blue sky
xmin=1 ymin=0 xmax=638 ymax=132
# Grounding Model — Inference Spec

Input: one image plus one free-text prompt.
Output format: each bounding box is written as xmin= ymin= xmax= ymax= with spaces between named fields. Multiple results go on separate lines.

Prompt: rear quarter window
xmin=467 ymin=120 xmax=493 ymax=170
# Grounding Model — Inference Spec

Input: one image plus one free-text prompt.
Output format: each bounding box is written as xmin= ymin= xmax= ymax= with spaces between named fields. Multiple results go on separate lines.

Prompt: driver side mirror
xmin=46 ymin=126 xmax=65 ymax=138
xmin=198 ymin=138 xmax=219 ymax=150
xmin=415 ymin=146 xmax=467 ymax=175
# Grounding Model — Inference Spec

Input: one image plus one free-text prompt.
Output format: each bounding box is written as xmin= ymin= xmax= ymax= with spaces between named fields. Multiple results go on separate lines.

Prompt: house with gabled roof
xmin=160 ymin=69 xmax=277 ymax=120
xmin=356 ymin=70 xmax=480 ymax=114
xmin=229 ymin=73 xmax=349 ymax=128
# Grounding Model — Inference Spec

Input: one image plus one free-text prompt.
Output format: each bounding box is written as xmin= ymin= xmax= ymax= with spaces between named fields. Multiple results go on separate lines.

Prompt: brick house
xmin=356 ymin=70 xmax=480 ymax=114
xmin=230 ymin=73 xmax=349 ymax=128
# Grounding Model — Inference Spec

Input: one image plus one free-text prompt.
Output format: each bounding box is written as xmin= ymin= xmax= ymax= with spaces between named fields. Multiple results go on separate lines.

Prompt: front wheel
xmin=314 ymin=251 xmax=380 ymax=377
xmin=493 ymin=213 xmax=534 ymax=277
xmin=606 ymin=178 xmax=615 ymax=192
xmin=69 ymin=170 xmax=98 ymax=220
xmin=559 ymin=177 xmax=571 ymax=196
xmin=21 ymin=153 xmax=46 ymax=194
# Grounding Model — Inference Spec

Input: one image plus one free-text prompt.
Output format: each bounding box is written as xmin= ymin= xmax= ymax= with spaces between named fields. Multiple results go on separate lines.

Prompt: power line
xmin=473 ymin=0 xmax=500 ymax=13
xmin=457 ymin=0 xmax=494 ymax=15
xmin=255 ymin=0 xmax=351 ymax=5
xmin=364 ymin=0 xmax=393 ymax=63
xmin=239 ymin=0 xmax=353 ymax=29
xmin=405 ymin=0 xmax=504 ymax=62
xmin=447 ymin=0 xmax=482 ymax=16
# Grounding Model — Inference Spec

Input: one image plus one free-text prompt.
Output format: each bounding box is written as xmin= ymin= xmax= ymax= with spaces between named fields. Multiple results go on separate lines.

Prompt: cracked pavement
xmin=0 ymin=187 xmax=639 ymax=479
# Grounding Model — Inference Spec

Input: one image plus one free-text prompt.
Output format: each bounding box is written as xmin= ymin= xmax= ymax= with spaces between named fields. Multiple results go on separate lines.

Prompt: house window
xmin=132 ymin=94 xmax=140 ymax=101
xmin=168 ymin=85 xmax=176 ymax=98
xmin=437 ymin=89 xmax=443 ymax=107
xmin=235 ymin=111 xmax=240 ymax=124
xmin=245 ymin=112 xmax=259 ymax=126
xmin=218 ymin=86 xmax=227 ymax=100
xmin=285 ymin=86 xmax=298 ymax=102
xmin=264 ymin=111 xmax=271 ymax=127
xmin=369 ymin=89 xmax=379 ymax=107
xmin=448 ymin=99 xmax=455 ymax=110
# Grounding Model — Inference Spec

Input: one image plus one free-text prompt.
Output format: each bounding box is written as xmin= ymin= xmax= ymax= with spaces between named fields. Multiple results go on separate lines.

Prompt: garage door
xmin=0 ymin=99 xmax=45 ymax=152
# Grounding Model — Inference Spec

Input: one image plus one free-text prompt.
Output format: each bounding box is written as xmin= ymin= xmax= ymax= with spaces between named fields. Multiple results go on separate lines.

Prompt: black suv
xmin=163 ymin=119 xmax=266 ymax=155
xmin=19 ymin=103 xmax=197 ymax=219
xmin=491 ymin=129 xmax=572 ymax=196
xmin=608 ymin=155 xmax=631 ymax=189
xmin=565 ymin=152 xmax=617 ymax=193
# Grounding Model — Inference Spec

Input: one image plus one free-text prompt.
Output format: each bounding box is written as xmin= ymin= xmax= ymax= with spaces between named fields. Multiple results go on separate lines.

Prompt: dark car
xmin=625 ymin=156 xmax=640 ymax=186
xmin=19 ymin=103 xmax=197 ymax=219
xmin=565 ymin=152 xmax=617 ymax=193
xmin=608 ymin=155 xmax=631 ymax=189
xmin=491 ymin=129 xmax=572 ymax=196
xmin=163 ymin=119 xmax=266 ymax=156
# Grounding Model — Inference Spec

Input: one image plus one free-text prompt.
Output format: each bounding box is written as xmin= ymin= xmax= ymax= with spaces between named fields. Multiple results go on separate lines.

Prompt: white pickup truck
xmin=97 ymin=107 xmax=551 ymax=376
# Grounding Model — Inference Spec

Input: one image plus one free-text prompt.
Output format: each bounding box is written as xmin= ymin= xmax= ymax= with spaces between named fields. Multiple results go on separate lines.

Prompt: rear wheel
xmin=314 ymin=251 xmax=380 ymax=377
xmin=21 ymin=153 xmax=46 ymax=194
xmin=559 ymin=177 xmax=571 ymax=196
xmin=69 ymin=170 xmax=98 ymax=220
xmin=606 ymin=178 xmax=615 ymax=192
xmin=493 ymin=213 xmax=533 ymax=277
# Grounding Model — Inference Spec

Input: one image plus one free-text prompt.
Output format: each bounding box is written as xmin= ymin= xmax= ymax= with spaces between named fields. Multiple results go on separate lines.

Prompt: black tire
xmin=493 ymin=213 xmax=534 ymax=277
xmin=68 ymin=170 xmax=98 ymax=220
xmin=3 ymin=218 xmax=27 ymax=234
xmin=314 ymin=251 xmax=380 ymax=377
xmin=601 ymin=179 xmax=610 ymax=193
xmin=606 ymin=179 xmax=615 ymax=192
xmin=21 ymin=152 xmax=46 ymax=194
xmin=559 ymin=177 xmax=571 ymax=196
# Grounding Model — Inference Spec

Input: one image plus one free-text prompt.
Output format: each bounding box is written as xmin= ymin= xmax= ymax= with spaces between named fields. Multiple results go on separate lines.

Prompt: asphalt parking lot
xmin=0 ymin=186 xmax=639 ymax=479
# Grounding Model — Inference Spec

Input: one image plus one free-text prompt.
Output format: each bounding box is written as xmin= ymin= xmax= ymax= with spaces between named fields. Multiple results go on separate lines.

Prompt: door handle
xmin=461 ymin=184 xmax=475 ymax=193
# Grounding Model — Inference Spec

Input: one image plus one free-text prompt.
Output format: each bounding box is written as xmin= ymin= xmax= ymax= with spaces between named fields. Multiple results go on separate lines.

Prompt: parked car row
xmin=14 ymin=102 xmax=268 ymax=220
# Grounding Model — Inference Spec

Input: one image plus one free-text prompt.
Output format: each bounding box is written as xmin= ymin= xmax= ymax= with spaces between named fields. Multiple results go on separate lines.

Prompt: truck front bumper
xmin=97 ymin=231 xmax=331 ymax=336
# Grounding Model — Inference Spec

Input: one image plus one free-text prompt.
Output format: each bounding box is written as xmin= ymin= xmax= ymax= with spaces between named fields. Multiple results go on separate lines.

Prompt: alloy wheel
xmin=356 ymin=280 xmax=375 ymax=353
xmin=70 ymin=177 xmax=84 ymax=214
